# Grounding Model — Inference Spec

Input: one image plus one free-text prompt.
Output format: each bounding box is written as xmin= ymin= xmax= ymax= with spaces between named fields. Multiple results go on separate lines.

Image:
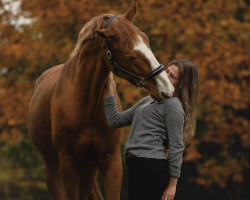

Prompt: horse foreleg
xmin=87 ymin=182 xmax=104 ymax=200
xmin=59 ymin=151 xmax=80 ymax=200
xmin=99 ymin=153 xmax=122 ymax=200
xmin=78 ymin=163 xmax=103 ymax=200
xmin=42 ymin=154 xmax=66 ymax=200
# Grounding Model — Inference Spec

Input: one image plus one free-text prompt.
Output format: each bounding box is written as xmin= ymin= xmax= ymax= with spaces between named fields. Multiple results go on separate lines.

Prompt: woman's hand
xmin=105 ymin=72 xmax=116 ymax=97
xmin=161 ymin=184 xmax=176 ymax=200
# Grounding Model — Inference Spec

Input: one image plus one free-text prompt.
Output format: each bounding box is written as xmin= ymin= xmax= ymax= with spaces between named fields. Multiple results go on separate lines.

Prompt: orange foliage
xmin=0 ymin=0 xmax=249 ymax=190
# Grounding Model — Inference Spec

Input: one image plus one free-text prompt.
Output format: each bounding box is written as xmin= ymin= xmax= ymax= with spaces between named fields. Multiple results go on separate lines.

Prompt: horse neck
xmin=70 ymin=39 xmax=110 ymax=112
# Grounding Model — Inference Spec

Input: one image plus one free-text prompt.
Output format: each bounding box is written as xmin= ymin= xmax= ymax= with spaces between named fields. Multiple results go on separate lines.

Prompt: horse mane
xmin=71 ymin=15 xmax=140 ymax=57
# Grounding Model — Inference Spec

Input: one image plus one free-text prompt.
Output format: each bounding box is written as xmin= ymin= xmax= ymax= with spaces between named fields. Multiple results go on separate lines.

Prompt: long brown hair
xmin=167 ymin=59 xmax=199 ymax=145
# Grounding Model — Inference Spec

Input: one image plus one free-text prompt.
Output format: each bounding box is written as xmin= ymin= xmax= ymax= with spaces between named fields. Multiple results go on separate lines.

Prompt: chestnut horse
xmin=28 ymin=0 xmax=174 ymax=200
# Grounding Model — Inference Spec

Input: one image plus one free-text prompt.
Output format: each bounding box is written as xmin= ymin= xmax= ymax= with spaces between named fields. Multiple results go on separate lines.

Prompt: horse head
xmin=96 ymin=0 xmax=175 ymax=100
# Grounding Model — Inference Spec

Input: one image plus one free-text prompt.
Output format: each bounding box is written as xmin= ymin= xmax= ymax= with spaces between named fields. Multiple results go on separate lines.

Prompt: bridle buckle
xmin=136 ymin=79 xmax=147 ymax=89
xmin=107 ymin=50 xmax=112 ymax=60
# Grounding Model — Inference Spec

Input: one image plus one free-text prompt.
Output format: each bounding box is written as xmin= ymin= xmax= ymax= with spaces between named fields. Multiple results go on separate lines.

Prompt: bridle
xmin=104 ymin=15 xmax=165 ymax=89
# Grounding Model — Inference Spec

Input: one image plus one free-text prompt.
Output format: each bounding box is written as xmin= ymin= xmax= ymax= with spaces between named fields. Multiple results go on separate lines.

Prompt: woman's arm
xmin=161 ymin=177 xmax=178 ymax=200
xmin=165 ymin=99 xmax=185 ymax=178
xmin=161 ymin=99 xmax=185 ymax=200
xmin=104 ymin=72 xmax=151 ymax=128
xmin=105 ymin=72 xmax=116 ymax=97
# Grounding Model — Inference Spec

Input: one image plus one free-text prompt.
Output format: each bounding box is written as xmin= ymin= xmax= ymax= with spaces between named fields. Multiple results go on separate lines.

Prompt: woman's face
xmin=166 ymin=65 xmax=180 ymax=88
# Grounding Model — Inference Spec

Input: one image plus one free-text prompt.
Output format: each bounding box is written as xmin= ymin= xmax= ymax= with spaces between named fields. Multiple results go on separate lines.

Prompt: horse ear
xmin=124 ymin=0 xmax=138 ymax=22
xmin=96 ymin=29 xmax=114 ymax=39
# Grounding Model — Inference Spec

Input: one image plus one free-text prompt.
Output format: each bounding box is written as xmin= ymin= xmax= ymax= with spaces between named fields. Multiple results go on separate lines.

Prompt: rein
xmin=104 ymin=15 xmax=164 ymax=89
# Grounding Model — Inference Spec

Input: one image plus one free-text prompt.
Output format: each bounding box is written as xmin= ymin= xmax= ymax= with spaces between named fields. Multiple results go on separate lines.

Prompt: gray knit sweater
xmin=104 ymin=95 xmax=185 ymax=178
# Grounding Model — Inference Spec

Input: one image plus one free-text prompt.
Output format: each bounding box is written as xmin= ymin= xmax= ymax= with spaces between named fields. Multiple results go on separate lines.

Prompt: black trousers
xmin=126 ymin=156 xmax=170 ymax=200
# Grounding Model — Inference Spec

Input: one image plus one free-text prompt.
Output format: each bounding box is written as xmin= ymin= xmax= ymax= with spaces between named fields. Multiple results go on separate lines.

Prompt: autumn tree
xmin=0 ymin=0 xmax=249 ymax=199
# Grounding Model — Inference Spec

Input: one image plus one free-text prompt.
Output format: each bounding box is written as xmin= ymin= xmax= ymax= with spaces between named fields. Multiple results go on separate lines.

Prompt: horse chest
xmin=55 ymin=127 xmax=108 ymax=157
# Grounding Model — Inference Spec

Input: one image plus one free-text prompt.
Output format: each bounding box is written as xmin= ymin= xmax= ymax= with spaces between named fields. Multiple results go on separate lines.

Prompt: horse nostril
xmin=161 ymin=92 xmax=169 ymax=99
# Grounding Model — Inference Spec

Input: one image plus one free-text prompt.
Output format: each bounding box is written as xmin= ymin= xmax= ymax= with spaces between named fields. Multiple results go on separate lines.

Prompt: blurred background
xmin=0 ymin=0 xmax=249 ymax=199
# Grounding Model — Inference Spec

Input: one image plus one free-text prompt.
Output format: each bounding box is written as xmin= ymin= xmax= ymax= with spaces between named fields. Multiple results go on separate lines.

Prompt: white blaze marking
xmin=134 ymin=36 xmax=175 ymax=97
xmin=134 ymin=36 xmax=159 ymax=70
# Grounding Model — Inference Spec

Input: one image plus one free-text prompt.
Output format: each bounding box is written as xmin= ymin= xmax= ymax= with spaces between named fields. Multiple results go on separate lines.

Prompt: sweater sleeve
xmin=165 ymin=99 xmax=185 ymax=178
xmin=104 ymin=96 xmax=152 ymax=128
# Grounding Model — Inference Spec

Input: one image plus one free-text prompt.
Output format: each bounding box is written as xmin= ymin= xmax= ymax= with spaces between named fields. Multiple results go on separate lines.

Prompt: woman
xmin=104 ymin=59 xmax=199 ymax=200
